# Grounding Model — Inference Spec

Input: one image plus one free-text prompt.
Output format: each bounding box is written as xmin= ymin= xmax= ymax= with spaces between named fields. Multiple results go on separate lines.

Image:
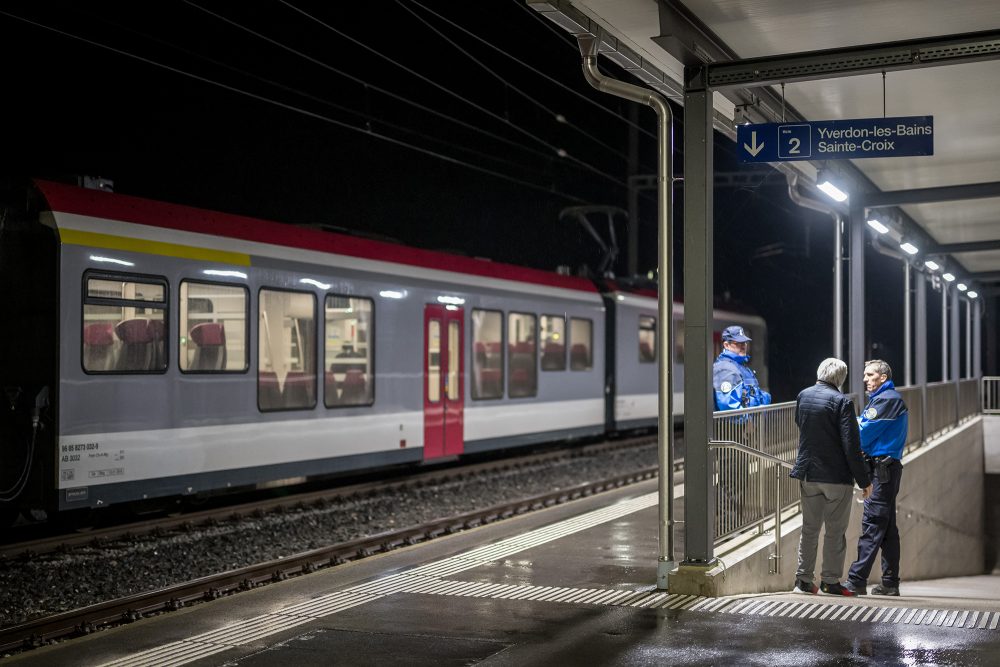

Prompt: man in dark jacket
xmin=790 ymin=358 xmax=872 ymax=596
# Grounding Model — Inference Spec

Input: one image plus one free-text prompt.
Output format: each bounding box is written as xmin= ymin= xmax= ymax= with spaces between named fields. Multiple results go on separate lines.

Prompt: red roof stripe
xmin=34 ymin=180 xmax=597 ymax=294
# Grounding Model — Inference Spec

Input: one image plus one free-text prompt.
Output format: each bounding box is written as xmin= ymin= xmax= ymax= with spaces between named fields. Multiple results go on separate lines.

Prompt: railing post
xmin=770 ymin=463 xmax=782 ymax=574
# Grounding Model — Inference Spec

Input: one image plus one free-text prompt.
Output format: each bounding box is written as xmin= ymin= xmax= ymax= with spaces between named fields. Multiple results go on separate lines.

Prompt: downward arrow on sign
xmin=744 ymin=131 xmax=764 ymax=157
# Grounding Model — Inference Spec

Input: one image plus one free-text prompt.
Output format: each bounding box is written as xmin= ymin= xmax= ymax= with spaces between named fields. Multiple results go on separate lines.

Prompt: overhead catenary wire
xmin=78 ymin=13 xmax=567 ymax=183
xmin=0 ymin=9 xmax=589 ymax=205
xmin=393 ymin=0 xmax=639 ymax=164
xmin=187 ymin=1 xmax=627 ymax=189
xmin=406 ymin=0 xmax=656 ymax=142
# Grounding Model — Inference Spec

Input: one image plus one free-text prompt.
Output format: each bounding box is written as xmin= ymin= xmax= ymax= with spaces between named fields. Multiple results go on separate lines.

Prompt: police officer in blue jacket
xmin=713 ymin=325 xmax=772 ymax=526
xmin=846 ymin=359 xmax=908 ymax=596
xmin=713 ymin=325 xmax=772 ymax=411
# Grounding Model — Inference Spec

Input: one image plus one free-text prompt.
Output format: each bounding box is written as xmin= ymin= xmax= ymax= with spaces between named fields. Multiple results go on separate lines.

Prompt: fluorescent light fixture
xmin=445 ymin=305 xmax=459 ymax=311
xmin=899 ymin=242 xmax=919 ymax=255
xmin=299 ymin=278 xmax=331 ymax=290
xmin=957 ymin=283 xmax=968 ymax=291
xmin=924 ymin=260 xmax=940 ymax=271
xmin=379 ymin=289 xmax=406 ymax=299
xmin=943 ymin=272 xmax=955 ymax=282
xmin=90 ymin=255 xmax=135 ymax=267
xmin=437 ymin=295 xmax=465 ymax=305
xmin=866 ymin=218 xmax=889 ymax=234
xmin=817 ymin=179 xmax=848 ymax=202
xmin=968 ymin=291 xmax=978 ymax=299
xmin=203 ymin=269 xmax=248 ymax=279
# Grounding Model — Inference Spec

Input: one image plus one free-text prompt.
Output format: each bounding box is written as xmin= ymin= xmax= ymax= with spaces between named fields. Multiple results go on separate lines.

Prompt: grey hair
xmin=816 ymin=358 xmax=848 ymax=387
xmin=864 ymin=359 xmax=892 ymax=380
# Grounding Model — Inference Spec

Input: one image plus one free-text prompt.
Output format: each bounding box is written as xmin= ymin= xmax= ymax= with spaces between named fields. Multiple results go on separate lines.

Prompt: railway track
xmin=1 ymin=434 xmax=668 ymax=561
xmin=0 ymin=460 xmax=665 ymax=654
xmin=1 ymin=433 xmax=690 ymax=653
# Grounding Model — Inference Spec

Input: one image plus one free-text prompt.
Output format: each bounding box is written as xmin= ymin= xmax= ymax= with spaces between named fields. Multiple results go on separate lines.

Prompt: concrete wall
xmin=700 ymin=417 xmax=985 ymax=596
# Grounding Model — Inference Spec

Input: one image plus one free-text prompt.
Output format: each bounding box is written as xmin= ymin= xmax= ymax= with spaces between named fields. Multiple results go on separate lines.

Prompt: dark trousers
xmin=848 ymin=459 xmax=903 ymax=587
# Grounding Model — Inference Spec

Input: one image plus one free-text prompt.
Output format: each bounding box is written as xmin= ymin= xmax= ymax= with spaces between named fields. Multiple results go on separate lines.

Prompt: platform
xmin=8 ymin=476 xmax=1000 ymax=666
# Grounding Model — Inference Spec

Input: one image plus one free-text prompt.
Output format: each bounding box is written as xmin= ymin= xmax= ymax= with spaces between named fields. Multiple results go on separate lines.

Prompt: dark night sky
xmin=0 ymin=0 xmax=926 ymax=400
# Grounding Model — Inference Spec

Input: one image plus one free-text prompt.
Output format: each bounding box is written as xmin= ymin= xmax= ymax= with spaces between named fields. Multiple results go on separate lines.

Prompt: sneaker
xmin=820 ymin=581 xmax=855 ymax=596
xmin=793 ymin=579 xmax=818 ymax=594
xmin=844 ymin=581 xmax=867 ymax=596
xmin=871 ymin=584 xmax=900 ymax=596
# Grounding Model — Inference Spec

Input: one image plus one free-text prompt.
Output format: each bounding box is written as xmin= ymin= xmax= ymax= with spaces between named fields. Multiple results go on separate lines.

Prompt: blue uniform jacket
xmin=858 ymin=380 xmax=908 ymax=460
xmin=713 ymin=350 xmax=772 ymax=411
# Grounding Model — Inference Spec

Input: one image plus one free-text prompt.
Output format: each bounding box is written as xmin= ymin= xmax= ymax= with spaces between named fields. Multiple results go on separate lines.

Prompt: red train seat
xmin=83 ymin=321 xmax=117 ymax=371
xmin=189 ymin=322 xmax=226 ymax=371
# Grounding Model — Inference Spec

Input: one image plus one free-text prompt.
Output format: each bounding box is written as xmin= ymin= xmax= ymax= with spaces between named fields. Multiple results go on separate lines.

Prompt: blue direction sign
xmin=737 ymin=115 xmax=933 ymax=163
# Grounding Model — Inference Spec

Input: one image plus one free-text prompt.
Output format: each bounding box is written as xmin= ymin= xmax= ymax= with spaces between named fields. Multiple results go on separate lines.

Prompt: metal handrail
xmin=709 ymin=439 xmax=794 ymax=574
xmin=984 ymin=377 xmax=1000 ymax=414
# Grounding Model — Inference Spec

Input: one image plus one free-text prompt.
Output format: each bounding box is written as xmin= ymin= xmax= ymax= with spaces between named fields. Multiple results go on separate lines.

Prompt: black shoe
xmin=871 ymin=584 xmax=900 ymax=596
xmin=844 ymin=581 xmax=867 ymax=596
xmin=820 ymin=581 xmax=855 ymax=596
xmin=793 ymin=579 xmax=818 ymax=594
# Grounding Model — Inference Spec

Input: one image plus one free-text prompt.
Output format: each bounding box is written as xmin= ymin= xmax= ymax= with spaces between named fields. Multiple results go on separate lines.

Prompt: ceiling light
xmin=899 ymin=242 xmax=919 ymax=255
xmin=943 ymin=272 xmax=955 ymax=282
xmin=816 ymin=169 xmax=848 ymax=202
xmin=957 ymin=283 xmax=967 ymax=291
xmin=867 ymin=218 xmax=889 ymax=234
xmin=924 ymin=260 xmax=939 ymax=271
xmin=817 ymin=180 xmax=848 ymax=202
xmin=968 ymin=291 xmax=978 ymax=299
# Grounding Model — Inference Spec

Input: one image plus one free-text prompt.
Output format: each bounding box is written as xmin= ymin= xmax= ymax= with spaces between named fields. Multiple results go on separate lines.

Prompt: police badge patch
xmin=720 ymin=381 xmax=732 ymax=393
xmin=864 ymin=407 xmax=877 ymax=419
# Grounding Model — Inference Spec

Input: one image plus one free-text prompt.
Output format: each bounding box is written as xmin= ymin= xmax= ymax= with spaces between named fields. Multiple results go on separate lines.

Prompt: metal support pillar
xmin=974 ymin=300 xmax=982 ymax=378
xmin=966 ymin=298 xmax=972 ymax=378
xmin=904 ymin=264 xmax=912 ymax=386
xmin=942 ymin=285 xmax=948 ymax=381
xmin=950 ymin=289 xmax=960 ymax=379
xmin=951 ymin=288 xmax=960 ymax=420
xmin=681 ymin=77 xmax=715 ymax=566
xmin=915 ymin=274 xmax=928 ymax=443
xmin=848 ymin=200 xmax=866 ymax=401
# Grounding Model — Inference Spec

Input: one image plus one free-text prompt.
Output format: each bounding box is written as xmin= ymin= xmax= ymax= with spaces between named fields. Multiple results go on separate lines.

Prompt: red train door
xmin=423 ymin=304 xmax=464 ymax=459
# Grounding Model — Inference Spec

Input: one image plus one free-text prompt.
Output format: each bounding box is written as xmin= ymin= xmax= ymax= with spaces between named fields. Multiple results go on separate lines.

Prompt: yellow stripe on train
xmin=58 ymin=229 xmax=251 ymax=266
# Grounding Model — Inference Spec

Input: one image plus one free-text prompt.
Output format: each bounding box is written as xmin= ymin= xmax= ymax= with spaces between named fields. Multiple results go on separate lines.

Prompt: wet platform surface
xmin=10 ymin=479 xmax=1000 ymax=666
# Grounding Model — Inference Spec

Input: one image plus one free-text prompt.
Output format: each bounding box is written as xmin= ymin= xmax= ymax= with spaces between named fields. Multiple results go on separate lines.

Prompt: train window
xmin=639 ymin=315 xmax=656 ymax=363
xmin=258 ymin=289 xmax=316 ymax=411
xmin=447 ymin=321 xmax=460 ymax=401
xmin=508 ymin=312 xmax=537 ymax=398
xmin=569 ymin=318 xmax=593 ymax=371
xmin=179 ymin=281 xmax=249 ymax=373
xmin=471 ymin=309 xmax=503 ymax=400
xmin=82 ymin=272 xmax=167 ymax=373
xmin=324 ymin=295 xmax=374 ymax=407
xmin=539 ymin=315 xmax=566 ymax=371
xmin=427 ymin=319 xmax=441 ymax=403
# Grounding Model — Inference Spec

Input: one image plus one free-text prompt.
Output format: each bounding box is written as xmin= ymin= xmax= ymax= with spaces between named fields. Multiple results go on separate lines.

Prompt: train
xmin=0 ymin=179 xmax=766 ymax=523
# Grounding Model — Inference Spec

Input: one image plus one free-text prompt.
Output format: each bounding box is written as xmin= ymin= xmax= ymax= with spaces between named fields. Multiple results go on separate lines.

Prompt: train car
xmin=601 ymin=284 xmax=768 ymax=430
xmin=0 ymin=180 xmax=767 ymax=523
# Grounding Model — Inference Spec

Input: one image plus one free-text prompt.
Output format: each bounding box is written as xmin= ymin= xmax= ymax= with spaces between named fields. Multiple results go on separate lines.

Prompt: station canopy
xmin=531 ymin=0 xmax=1000 ymax=294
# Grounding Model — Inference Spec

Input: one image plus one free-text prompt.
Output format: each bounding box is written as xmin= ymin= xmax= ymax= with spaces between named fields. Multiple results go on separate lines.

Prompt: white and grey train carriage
xmin=0 ymin=180 xmax=766 ymax=521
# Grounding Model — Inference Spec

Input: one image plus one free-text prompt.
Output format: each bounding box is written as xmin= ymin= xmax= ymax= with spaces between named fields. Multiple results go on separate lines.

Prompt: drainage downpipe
xmin=787 ymin=173 xmax=844 ymax=361
xmin=576 ymin=34 xmax=675 ymax=588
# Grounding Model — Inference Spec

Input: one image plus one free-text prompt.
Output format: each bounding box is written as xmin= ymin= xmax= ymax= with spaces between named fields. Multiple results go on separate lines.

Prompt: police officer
xmin=712 ymin=325 xmax=771 ymax=529
xmin=846 ymin=359 xmax=908 ymax=596
xmin=713 ymin=325 xmax=772 ymax=411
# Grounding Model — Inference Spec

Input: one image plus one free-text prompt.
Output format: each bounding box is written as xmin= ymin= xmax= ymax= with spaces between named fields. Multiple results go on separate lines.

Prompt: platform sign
xmin=736 ymin=115 xmax=933 ymax=163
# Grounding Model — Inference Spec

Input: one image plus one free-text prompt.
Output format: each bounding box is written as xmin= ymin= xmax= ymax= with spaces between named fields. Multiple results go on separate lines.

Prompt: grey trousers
xmin=796 ymin=480 xmax=854 ymax=584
